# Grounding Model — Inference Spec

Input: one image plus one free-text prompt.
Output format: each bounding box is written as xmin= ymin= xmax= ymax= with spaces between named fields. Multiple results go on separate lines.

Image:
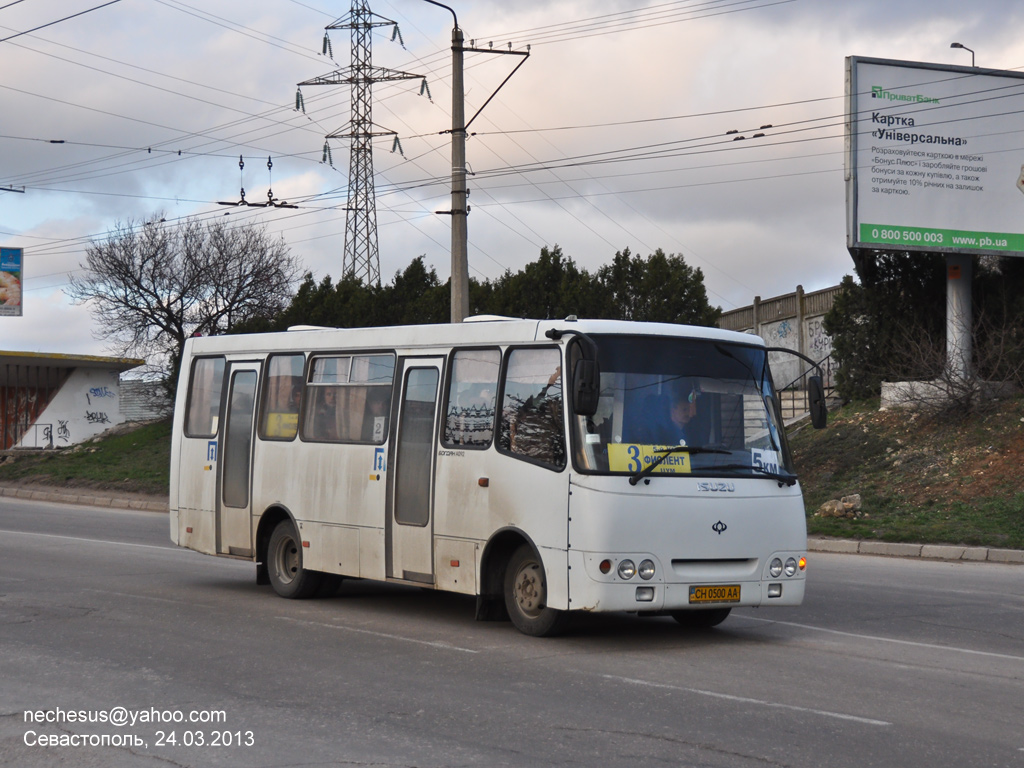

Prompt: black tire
xmin=670 ymin=607 xmax=731 ymax=629
xmin=267 ymin=520 xmax=322 ymax=599
xmin=503 ymin=544 xmax=567 ymax=637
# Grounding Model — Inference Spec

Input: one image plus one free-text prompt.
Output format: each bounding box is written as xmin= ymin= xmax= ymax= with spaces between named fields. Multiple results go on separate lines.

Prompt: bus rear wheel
xmin=670 ymin=607 xmax=731 ymax=629
xmin=504 ymin=544 xmax=567 ymax=637
xmin=267 ymin=520 xmax=322 ymax=599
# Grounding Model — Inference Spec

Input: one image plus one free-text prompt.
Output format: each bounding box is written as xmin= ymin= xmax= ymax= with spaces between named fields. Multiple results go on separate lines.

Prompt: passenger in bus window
xmin=312 ymin=387 xmax=339 ymax=441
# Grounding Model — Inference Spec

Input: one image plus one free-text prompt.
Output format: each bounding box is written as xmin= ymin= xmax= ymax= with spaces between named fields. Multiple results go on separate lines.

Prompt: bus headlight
xmin=617 ymin=559 xmax=636 ymax=580
xmin=784 ymin=557 xmax=798 ymax=577
xmin=638 ymin=559 xmax=656 ymax=580
xmin=769 ymin=558 xmax=783 ymax=578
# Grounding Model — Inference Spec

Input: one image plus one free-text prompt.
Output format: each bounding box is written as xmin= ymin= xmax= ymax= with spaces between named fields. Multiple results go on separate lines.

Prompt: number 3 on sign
xmin=627 ymin=444 xmax=641 ymax=473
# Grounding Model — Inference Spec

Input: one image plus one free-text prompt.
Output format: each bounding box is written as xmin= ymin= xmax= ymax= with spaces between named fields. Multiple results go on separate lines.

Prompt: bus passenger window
xmin=303 ymin=354 xmax=394 ymax=444
xmin=185 ymin=356 xmax=225 ymax=437
xmin=444 ymin=348 xmax=500 ymax=448
xmin=259 ymin=354 xmax=304 ymax=440
xmin=500 ymin=348 xmax=565 ymax=468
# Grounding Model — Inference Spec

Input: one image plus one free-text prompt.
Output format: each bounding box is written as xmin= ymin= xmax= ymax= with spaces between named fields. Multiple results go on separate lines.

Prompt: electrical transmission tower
xmin=298 ymin=1 xmax=422 ymax=286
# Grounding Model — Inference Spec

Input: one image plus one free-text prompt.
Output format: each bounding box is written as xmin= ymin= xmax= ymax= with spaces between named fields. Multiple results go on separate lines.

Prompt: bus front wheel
xmin=267 ymin=520 xmax=322 ymax=599
xmin=504 ymin=545 xmax=567 ymax=637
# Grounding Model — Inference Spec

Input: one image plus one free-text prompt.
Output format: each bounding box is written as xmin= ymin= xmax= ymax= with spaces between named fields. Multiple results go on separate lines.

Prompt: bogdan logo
xmin=871 ymin=85 xmax=940 ymax=104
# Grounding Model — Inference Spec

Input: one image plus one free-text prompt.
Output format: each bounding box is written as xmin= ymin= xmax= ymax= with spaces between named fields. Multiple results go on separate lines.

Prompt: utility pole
xmin=423 ymin=1 xmax=529 ymax=322
xmin=450 ymin=23 xmax=468 ymax=323
xmin=298 ymin=1 xmax=421 ymax=286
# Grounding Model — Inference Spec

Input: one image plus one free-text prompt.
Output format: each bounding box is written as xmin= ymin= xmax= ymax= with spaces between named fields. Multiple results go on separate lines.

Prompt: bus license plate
xmin=689 ymin=585 xmax=741 ymax=604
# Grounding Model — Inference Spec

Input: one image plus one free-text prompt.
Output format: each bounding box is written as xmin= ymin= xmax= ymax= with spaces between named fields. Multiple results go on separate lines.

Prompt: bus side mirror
xmin=809 ymin=375 xmax=827 ymax=429
xmin=572 ymin=359 xmax=600 ymax=417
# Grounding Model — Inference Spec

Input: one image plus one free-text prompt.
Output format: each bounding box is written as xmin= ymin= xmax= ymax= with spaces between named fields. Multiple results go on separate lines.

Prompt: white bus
xmin=170 ymin=317 xmax=826 ymax=636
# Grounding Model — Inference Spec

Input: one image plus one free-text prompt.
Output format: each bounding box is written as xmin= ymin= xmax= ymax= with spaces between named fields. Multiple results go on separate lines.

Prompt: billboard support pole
xmin=945 ymin=254 xmax=972 ymax=381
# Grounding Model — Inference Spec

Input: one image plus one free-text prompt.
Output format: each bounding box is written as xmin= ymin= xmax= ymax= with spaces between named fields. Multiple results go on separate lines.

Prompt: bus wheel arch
xmin=475 ymin=529 xmax=526 ymax=622
xmin=256 ymin=507 xmax=322 ymax=599
xmin=504 ymin=543 xmax=567 ymax=637
xmin=479 ymin=529 xmax=566 ymax=636
xmin=255 ymin=506 xmax=291 ymax=585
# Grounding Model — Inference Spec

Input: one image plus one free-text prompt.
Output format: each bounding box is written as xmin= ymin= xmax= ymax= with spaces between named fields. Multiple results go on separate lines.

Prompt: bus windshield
xmin=572 ymin=335 xmax=795 ymax=480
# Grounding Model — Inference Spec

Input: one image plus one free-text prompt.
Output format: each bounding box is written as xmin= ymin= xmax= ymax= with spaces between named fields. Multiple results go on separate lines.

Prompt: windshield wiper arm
xmin=628 ymin=446 xmax=730 ymax=486
xmin=698 ymin=463 xmax=798 ymax=487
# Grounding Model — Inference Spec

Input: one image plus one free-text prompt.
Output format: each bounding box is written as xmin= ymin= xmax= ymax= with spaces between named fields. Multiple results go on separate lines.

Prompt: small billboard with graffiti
xmin=0 ymin=247 xmax=23 ymax=317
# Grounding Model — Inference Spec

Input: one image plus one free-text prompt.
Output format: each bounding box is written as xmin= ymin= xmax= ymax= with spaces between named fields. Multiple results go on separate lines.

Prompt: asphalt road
xmin=1 ymin=498 xmax=1021 ymax=767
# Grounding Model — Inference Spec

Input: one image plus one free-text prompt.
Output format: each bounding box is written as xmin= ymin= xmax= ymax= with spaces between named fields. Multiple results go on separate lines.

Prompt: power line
xmin=0 ymin=0 xmax=123 ymax=45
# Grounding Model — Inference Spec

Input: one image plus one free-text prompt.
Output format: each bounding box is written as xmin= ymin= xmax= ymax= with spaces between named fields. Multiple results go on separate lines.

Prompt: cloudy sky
xmin=2 ymin=0 xmax=1022 ymax=357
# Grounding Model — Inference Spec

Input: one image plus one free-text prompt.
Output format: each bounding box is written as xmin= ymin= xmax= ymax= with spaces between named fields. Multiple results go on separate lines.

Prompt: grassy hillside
xmin=1 ymin=403 xmax=1022 ymax=550
xmin=790 ymin=397 xmax=1024 ymax=550
xmin=0 ymin=419 xmax=171 ymax=496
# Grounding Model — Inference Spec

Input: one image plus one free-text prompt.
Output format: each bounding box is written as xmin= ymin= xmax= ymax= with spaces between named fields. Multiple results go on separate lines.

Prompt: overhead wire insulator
xmin=391 ymin=136 xmax=404 ymax=157
xmin=322 ymin=32 xmax=333 ymax=58
xmin=391 ymin=24 xmax=405 ymax=49
xmin=322 ymin=141 xmax=333 ymax=166
xmin=419 ymin=78 xmax=432 ymax=102
xmin=295 ymin=88 xmax=305 ymax=113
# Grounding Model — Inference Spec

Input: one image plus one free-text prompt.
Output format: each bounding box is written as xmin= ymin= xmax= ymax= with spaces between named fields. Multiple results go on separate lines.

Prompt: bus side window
xmin=443 ymin=348 xmax=500 ymax=448
xmin=184 ymin=356 xmax=225 ymax=437
xmin=303 ymin=354 xmax=394 ymax=444
xmin=499 ymin=347 xmax=565 ymax=469
xmin=259 ymin=353 xmax=304 ymax=440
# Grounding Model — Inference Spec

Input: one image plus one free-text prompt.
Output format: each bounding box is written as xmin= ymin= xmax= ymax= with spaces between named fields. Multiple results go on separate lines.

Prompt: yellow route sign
xmin=608 ymin=444 xmax=691 ymax=474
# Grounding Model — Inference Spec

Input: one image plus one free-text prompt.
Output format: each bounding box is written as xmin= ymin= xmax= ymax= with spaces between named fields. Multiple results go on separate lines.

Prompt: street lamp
xmin=950 ymin=42 xmax=975 ymax=67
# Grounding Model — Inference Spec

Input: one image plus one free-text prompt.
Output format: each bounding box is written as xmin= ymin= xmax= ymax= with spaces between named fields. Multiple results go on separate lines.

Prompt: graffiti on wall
xmin=87 ymin=386 xmax=115 ymax=403
xmin=807 ymin=318 xmax=833 ymax=358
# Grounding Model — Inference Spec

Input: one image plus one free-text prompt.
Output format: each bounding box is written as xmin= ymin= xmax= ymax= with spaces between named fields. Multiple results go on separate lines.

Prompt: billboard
xmin=846 ymin=56 xmax=1024 ymax=256
xmin=0 ymin=247 xmax=22 ymax=317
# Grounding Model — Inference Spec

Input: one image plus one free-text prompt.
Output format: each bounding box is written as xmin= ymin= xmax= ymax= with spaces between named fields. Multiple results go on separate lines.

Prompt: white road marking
xmin=603 ymin=674 xmax=891 ymax=726
xmin=276 ymin=616 xmax=479 ymax=654
xmin=0 ymin=528 xmax=174 ymax=552
xmin=742 ymin=615 xmax=1024 ymax=663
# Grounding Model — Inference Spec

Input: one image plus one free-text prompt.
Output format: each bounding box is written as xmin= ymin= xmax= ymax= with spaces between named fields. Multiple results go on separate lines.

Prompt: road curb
xmin=808 ymin=536 xmax=1024 ymax=564
xmin=0 ymin=485 xmax=168 ymax=513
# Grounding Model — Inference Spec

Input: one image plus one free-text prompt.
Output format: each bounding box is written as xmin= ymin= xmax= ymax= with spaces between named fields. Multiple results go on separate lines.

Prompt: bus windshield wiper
xmin=698 ymin=463 xmax=798 ymax=487
xmin=628 ymin=446 xmax=730 ymax=486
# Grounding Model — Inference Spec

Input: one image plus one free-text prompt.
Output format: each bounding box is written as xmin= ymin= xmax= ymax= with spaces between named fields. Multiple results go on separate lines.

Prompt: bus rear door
xmin=217 ymin=361 xmax=260 ymax=557
xmin=386 ymin=358 xmax=443 ymax=583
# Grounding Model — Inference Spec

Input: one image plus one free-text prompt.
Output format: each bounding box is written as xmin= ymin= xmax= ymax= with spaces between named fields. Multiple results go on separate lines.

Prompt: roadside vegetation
xmin=791 ymin=396 xmax=1024 ymax=550
xmin=0 ymin=420 xmax=171 ymax=497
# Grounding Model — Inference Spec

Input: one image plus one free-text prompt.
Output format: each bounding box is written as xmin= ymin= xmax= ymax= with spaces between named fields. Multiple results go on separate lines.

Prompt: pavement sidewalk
xmin=2 ymin=483 xmax=1022 ymax=564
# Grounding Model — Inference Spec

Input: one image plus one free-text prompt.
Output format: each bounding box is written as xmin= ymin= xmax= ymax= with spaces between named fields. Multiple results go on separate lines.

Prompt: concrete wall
xmin=718 ymin=284 xmax=840 ymax=388
xmin=18 ymin=368 xmax=127 ymax=449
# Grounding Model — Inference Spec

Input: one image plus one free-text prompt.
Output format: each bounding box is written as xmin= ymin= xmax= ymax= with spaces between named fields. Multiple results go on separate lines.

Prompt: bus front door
xmin=386 ymin=358 xmax=443 ymax=583
xmin=217 ymin=362 xmax=260 ymax=557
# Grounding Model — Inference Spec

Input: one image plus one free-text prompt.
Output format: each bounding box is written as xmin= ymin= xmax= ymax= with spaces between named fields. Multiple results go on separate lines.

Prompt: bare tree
xmin=67 ymin=214 xmax=301 ymax=385
xmin=883 ymin=307 xmax=1024 ymax=420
